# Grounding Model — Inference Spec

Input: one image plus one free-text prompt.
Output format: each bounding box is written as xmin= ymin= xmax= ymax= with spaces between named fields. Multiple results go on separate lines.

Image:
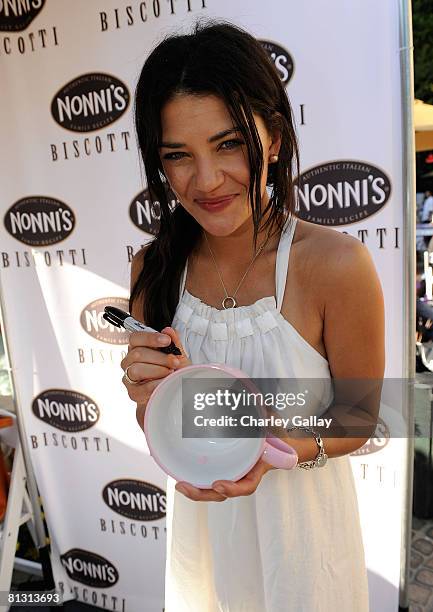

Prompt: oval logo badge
xmin=80 ymin=297 xmax=130 ymax=345
xmin=60 ymin=549 xmax=118 ymax=588
xmin=259 ymin=40 xmax=294 ymax=86
xmin=51 ymin=73 xmax=130 ymax=133
xmin=295 ymin=160 xmax=392 ymax=226
xmin=129 ymin=187 xmax=177 ymax=236
xmin=102 ymin=479 xmax=166 ymax=521
xmin=0 ymin=0 xmax=45 ymax=32
xmin=32 ymin=390 xmax=100 ymax=432
xmin=350 ymin=418 xmax=390 ymax=456
xmin=4 ymin=196 xmax=75 ymax=246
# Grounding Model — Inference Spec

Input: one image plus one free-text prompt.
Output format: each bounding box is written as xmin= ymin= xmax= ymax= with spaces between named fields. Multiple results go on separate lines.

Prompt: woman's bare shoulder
xmin=293 ymin=218 xmax=376 ymax=291
xmin=294 ymin=217 xmax=360 ymax=250
xmin=295 ymin=218 xmax=368 ymax=263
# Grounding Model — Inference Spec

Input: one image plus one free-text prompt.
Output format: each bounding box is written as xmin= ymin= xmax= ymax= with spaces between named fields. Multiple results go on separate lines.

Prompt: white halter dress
xmin=165 ymin=216 xmax=369 ymax=612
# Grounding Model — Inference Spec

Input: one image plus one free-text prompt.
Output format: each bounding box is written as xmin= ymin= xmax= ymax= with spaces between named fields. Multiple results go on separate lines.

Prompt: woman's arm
xmin=282 ymin=235 xmax=385 ymax=463
xmin=122 ymin=246 xmax=190 ymax=431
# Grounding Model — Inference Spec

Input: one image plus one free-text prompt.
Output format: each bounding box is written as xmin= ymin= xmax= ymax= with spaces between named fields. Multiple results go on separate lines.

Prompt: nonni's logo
xmin=102 ymin=479 xmax=166 ymax=521
xmin=259 ymin=40 xmax=294 ymax=86
xmin=32 ymin=390 xmax=100 ymax=432
xmin=60 ymin=549 xmax=118 ymax=588
xmin=80 ymin=297 xmax=130 ymax=345
xmin=4 ymin=196 xmax=75 ymax=246
xmin=0 ymin=0 xmax=45 ymax=32
xmin=295 ymin=160 xmax=392 ymax=226
xmin=51 ymin=73 xmax=130 ymax=133
xmin=350 ymin=418 xmax=390 ymax=456
xmin=129 ymin=187 xmax=177 ymax=235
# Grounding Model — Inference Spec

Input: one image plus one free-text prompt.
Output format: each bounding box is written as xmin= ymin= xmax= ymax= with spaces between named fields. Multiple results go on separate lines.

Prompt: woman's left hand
xmin=175 ymin=458 xmax=274 ymax=502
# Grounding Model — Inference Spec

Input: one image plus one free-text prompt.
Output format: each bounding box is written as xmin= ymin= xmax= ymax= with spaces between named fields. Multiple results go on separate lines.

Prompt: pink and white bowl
xmin=143 ymin=363 xmax=298 ymax=489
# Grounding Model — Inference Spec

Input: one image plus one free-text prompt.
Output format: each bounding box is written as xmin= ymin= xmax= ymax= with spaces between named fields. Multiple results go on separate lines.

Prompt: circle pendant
xmin=222 ymin=296 xmax=237 ymax=309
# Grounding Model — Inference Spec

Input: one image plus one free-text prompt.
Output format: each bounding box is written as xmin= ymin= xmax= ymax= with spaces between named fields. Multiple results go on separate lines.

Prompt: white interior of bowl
xmin=146 ymin=366 xmax=263 ymax=487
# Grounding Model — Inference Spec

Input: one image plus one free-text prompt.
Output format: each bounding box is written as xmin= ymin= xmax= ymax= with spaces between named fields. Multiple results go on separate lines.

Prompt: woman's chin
xmin=200 ymin=221 xmax=243 ymax=237
xmin=196 ymin=211 xmax=251 ymax=237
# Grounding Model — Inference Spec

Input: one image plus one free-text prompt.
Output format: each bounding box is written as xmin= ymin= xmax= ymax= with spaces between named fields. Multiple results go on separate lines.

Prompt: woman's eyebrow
xmin=158 ymin=127 xmax=241 ymax=149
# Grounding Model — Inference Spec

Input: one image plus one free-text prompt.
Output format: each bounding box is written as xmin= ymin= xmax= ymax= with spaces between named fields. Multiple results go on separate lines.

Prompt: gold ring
xmin=123 ymin=365 xmax=141 ymax=385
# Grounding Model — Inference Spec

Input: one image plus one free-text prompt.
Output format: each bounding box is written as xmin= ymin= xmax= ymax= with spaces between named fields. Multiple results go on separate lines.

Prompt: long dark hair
xmin=130 ymin=19 xmax=299 ymax=329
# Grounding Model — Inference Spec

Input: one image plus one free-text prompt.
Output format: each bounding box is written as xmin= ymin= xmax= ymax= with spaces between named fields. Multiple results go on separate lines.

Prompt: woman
xmin=120 ymin=20 xmax=385 ymax=612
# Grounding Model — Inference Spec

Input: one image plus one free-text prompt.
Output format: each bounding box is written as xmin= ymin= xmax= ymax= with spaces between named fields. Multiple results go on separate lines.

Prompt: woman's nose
xmin=193 ymin=159 xmax=224 ymax=193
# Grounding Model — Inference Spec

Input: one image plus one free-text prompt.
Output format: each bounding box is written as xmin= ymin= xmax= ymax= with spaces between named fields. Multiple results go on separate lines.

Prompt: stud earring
xmin=269 ymin=154 xmax=279 ymax=163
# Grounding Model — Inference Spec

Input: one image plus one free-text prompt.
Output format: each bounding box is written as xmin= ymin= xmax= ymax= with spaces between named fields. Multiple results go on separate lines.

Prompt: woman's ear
xmin=269 ymin=127 xmax=282 ymax=158
xmin=267 ymin=111 xmax=283 ymax=158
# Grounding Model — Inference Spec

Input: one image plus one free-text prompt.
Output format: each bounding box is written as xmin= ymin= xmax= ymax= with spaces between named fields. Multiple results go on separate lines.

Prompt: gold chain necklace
xmin=204 ymin=233 xmax=267 ymax=309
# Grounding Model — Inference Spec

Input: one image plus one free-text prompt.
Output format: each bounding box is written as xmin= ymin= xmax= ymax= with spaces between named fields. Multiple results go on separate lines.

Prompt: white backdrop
xmin=0 ymin=1 xmax=409 ymax=611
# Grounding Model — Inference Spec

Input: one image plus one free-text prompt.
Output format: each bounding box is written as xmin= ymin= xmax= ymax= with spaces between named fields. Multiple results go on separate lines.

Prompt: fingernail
xmin=157 ymin=334 xmax=170 ymax=345
xmin=214 ymin=485 xmax=225 ymax=495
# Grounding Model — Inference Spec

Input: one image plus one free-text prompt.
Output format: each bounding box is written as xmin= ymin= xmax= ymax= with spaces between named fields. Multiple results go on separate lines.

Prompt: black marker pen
xmin=103 ymin=306 xmax=182 ymax=356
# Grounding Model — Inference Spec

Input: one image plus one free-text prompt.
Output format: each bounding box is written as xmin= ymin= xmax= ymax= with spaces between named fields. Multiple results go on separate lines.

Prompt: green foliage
xmin=413 ymin=0 xmax=433 ymax=104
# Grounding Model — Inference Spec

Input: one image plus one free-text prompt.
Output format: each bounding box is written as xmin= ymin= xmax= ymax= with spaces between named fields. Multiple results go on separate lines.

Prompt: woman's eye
xmin=162 ymin=139 xmax=244 ymax=161
xmin=163 ymin=152 xmax=186 ymax=161
xmin=220 ymin=139 xmax=244 ymax=150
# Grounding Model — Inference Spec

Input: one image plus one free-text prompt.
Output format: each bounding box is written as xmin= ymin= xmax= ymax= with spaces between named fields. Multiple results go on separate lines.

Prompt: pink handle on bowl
xmin=262 ymin=437 xmax=298 ymax=470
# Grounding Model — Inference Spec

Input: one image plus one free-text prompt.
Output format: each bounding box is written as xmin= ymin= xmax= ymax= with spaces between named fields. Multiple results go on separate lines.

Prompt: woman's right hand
xmin=120 ymin=326 xmax=190 ymax=430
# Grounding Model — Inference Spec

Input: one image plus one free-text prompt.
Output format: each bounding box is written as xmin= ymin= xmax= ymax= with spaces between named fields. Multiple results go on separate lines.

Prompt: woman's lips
xmin=195 ymin=195 xmax=237 ymax=212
